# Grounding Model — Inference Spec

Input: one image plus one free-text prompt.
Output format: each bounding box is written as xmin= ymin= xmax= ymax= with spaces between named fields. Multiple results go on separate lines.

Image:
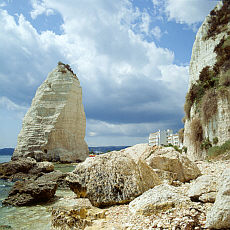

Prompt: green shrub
xmin=201 ymin=89 xmax=218 ymax=123
xmin=207 ymin=139 xmax=230 ymax=159
xmin=182 ymin=146 xmax=187 ymax=153
xmin=213 ymin=137 xmax=219 ymax=145
xmin=201 ymin=138 xmax=212 ymax=150
xmin=205 ymin=1 xmax=230 ymax=40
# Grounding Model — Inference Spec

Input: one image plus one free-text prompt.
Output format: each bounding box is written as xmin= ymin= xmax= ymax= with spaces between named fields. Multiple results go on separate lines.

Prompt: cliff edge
xmin=184 ymin=1 xmax=230 ymax=160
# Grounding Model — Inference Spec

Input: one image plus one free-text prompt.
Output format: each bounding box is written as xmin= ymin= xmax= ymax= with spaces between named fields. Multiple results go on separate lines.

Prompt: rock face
xmin=3 ymin=172 xmax=58 ymax=206
xmin=51 ymin=198 xmax=106 ymax=230
xmin=188 ymin=175 xmax=218 ymax=203
xmin=129 ymin=184 xmax=189 ymax=216
xmin=206 ymin=169 xmax=230 ymax=229
xmin=13 ymin=62 xmax=89 ymax=162
xmin=66 ymin=149 xmax=161 ymax=207
xmin=142 ymin=147 xmax=201 ymax=183
xmin=184 ymin=1 xmax=230 ymax=160
xmin=0 ymin=158 xmax=54 ymax=180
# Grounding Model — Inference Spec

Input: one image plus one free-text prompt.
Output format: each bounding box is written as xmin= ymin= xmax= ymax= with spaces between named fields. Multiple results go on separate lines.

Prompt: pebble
xmin=88 ymin=160 xmax=230 ymax=230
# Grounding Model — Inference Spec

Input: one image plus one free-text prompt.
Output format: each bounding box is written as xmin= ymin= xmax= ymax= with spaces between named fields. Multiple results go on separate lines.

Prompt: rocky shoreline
xmin=0 ymin=145 xmax=230 ymax=229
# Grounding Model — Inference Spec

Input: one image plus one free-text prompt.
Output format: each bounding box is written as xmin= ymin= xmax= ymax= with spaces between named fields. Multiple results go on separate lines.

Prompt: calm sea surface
xmin=0 ymin=156 xmax=75 ymax=229
xmin=0 ymin=155 xmax=12 ymax=163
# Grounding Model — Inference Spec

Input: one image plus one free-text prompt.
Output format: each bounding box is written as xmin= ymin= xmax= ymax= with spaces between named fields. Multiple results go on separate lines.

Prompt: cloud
xmin=151 ymin=26 xmax=162 ymax=40
xmin=0 ymin=0 xmax=189 ymax=147
xmin=165 ymin=0 xmax=219 ymax=25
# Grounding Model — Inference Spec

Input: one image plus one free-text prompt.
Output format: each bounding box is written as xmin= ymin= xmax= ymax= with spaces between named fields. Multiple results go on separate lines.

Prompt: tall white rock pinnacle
xmin=13 ymin=62 xmax=89 ymax=162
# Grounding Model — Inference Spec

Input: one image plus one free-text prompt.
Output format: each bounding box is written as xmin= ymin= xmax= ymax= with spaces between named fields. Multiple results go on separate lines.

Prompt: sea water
xmin=0 ymin=156 xmax=76 ymax=230
xmin=0 ymin=155 xmax=12 ymax=164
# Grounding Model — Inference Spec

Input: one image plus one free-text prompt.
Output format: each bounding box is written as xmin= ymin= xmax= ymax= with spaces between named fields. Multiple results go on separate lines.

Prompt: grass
xmin=207 ymin=139 xmax=230 ymax=159
xmin=201 ymin=89 xmax=218 ymax=123
xmin=190 ymin=118 xmax=203 ymax=145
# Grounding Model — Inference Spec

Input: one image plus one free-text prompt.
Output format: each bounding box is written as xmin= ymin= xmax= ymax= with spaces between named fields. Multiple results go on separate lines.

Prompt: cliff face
xmin=184 ymin=1 xmax=230 ymax=160
xmin=13 ymin=63 xmax=89 ymax=162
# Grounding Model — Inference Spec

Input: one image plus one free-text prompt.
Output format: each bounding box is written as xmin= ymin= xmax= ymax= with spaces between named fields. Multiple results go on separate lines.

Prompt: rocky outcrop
xmin=0 ymin=158 xmax=54 ymax=180
xmin=142 ymin=147 xmax=201 ymax=183
xmin=188 ymin=175 xmax=218 ymax=203
xmin=184 ymin=1 xmax=230 ymax=160
xmin=3 ymin=173 xmax=58 ymax=206
xmin=13 ymin=62 xmax=88 ymax=163
xmin=206 ymin=169 xmax=230 ymax=229
xmin=129 ymin=184 xmax=189 ymax=216
xmin=66 ymin=149 xmax=162 ymax=207
xmin=51 ymin=198 xmax=106 ymax=230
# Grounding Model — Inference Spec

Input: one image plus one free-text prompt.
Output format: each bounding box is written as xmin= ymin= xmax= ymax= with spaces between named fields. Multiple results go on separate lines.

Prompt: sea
xmin=0 ymin=155 xmax=75 ymax=230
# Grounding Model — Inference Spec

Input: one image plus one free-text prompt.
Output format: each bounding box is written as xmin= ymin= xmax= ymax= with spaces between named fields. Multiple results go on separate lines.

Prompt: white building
xmin=149 ymin=129 xmax=181 ymax=147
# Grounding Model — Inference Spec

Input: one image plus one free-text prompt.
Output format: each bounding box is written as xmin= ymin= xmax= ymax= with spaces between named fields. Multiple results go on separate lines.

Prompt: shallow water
xmin=0 ymin=189 xmax=75 ymax=230
xmin=0 ymin=157 xmax=77 ymax=230
xmin=0 ymin=155 xmax=12 ymax=164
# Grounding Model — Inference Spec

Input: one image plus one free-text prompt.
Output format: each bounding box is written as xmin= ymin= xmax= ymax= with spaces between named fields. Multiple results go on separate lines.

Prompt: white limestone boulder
xmin=143 ymin=147 xmax=201 ymax=182
xmin=206 ymin=169 xmax=230 ymax=229
xmin=66 ymin=150 xmax=162 ymax=207
xmin=188 ymin=175 xmax=218 ymax=203
xmin=13 ymin=63 xmax=89 ymax=162
xmin=129 ymin=184 xmax=189 ymax=216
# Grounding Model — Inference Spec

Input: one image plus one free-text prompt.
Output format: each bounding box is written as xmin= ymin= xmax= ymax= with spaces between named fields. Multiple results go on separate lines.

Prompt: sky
xmin=0 ymin=0 xmax=219 ymax=148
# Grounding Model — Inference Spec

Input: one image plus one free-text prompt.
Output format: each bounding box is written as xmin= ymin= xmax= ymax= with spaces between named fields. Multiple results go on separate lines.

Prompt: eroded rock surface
xmin=66 ymin=150 xmax=161 ymax=207
xmin=206 ymin=169 xmax=230 ymax=229
xmin=142 ymin=146 xmax=201 ymax=183
xmin=3 ymin=178 xmax=58 ymax=206
xmin=129 ymin=184 xmax=189 ymax=216
xmin=13 ymin=62 xmax=88 ymax=163
xmin=188 ymin=175 xmax=218 ymax=203
xmin=51 ymin=198 xmax=106 ymax=230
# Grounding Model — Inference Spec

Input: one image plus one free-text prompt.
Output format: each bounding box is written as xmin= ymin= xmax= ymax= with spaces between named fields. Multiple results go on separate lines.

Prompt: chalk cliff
xmin=13 ymin=62 xmax=89 ymax=162
xmin=184 ymin=1 xmax=230 ymax=160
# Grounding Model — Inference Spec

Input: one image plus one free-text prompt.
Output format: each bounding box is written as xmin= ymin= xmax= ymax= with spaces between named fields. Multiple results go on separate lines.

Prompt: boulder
xmin=28 ymin=161 xmax=54 ymax=174
xmin=129 ymin=184 xmax=189 ymax=216
xmin=66 ymin=151 xmax=161 ymax=207
xmin=143 ymin=147 xmax=201 ymax=182
xmin=2 ymin=179 xmax=57 ymax=206
xmin=0 ymin=158 xmax=36 ymax=178
xmin=51 ymin=198 xmax=106 ymax=230
xmin=0 ymin=159 xmax=55 ymax=181
xmin=13 ymin=62 xmax=89 ymax=163
xmin=206 ymin=169 xmax=230 ymax=229
xmin=188 ymin=175 xmax=218 ymax=203
xmin=112 ymin=144 xmax=201 ymax=183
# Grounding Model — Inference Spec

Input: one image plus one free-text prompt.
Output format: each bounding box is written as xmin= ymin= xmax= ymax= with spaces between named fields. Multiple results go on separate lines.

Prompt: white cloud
xmin=0 ymin=96 xmax=28 ymax=112
xmin=165 ymin=0 xmax=219 ymax=25
xmin=0 ymin=0 xmax=189 ymax=147
xmin=151 ymin=26 xmax=162 ymax=40
xmin=30 ymin=0 xmax=54 ymax=19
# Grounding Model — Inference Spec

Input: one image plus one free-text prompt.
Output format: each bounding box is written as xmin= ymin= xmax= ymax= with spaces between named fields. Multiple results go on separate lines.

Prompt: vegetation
xmin=213 ymin=137 xmax=219 ymax=145
xmin=190 ymin=118 xmax=203 ymax=145
xmin=178 ymin=128 xmax=184 ymax=143
xmin=182 ymin=146 xmax=187 ymax=153
xmin=58 ymin=61 xmax=77 ymax=77
xmin=164 ymin=143 xmax=182 ymax=153
xmin=207 ymin=139 xmax=230 ymax=159
xmin=184 ymin=34 xmax=230 ymax=121
xmin=201 ymin=89 xmax=218 ymax=123
xmin=205 ymin=0 xmax=230 ymax=40
xmin=201 ymin=138 xmax=212 ymax=150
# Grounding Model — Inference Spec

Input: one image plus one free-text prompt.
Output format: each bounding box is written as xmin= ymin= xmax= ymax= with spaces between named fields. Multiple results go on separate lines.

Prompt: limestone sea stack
xmin=13 ymin=62 xmax=89 ymax=162
xmin=183 ymin=1 xmax=230 ymax=160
